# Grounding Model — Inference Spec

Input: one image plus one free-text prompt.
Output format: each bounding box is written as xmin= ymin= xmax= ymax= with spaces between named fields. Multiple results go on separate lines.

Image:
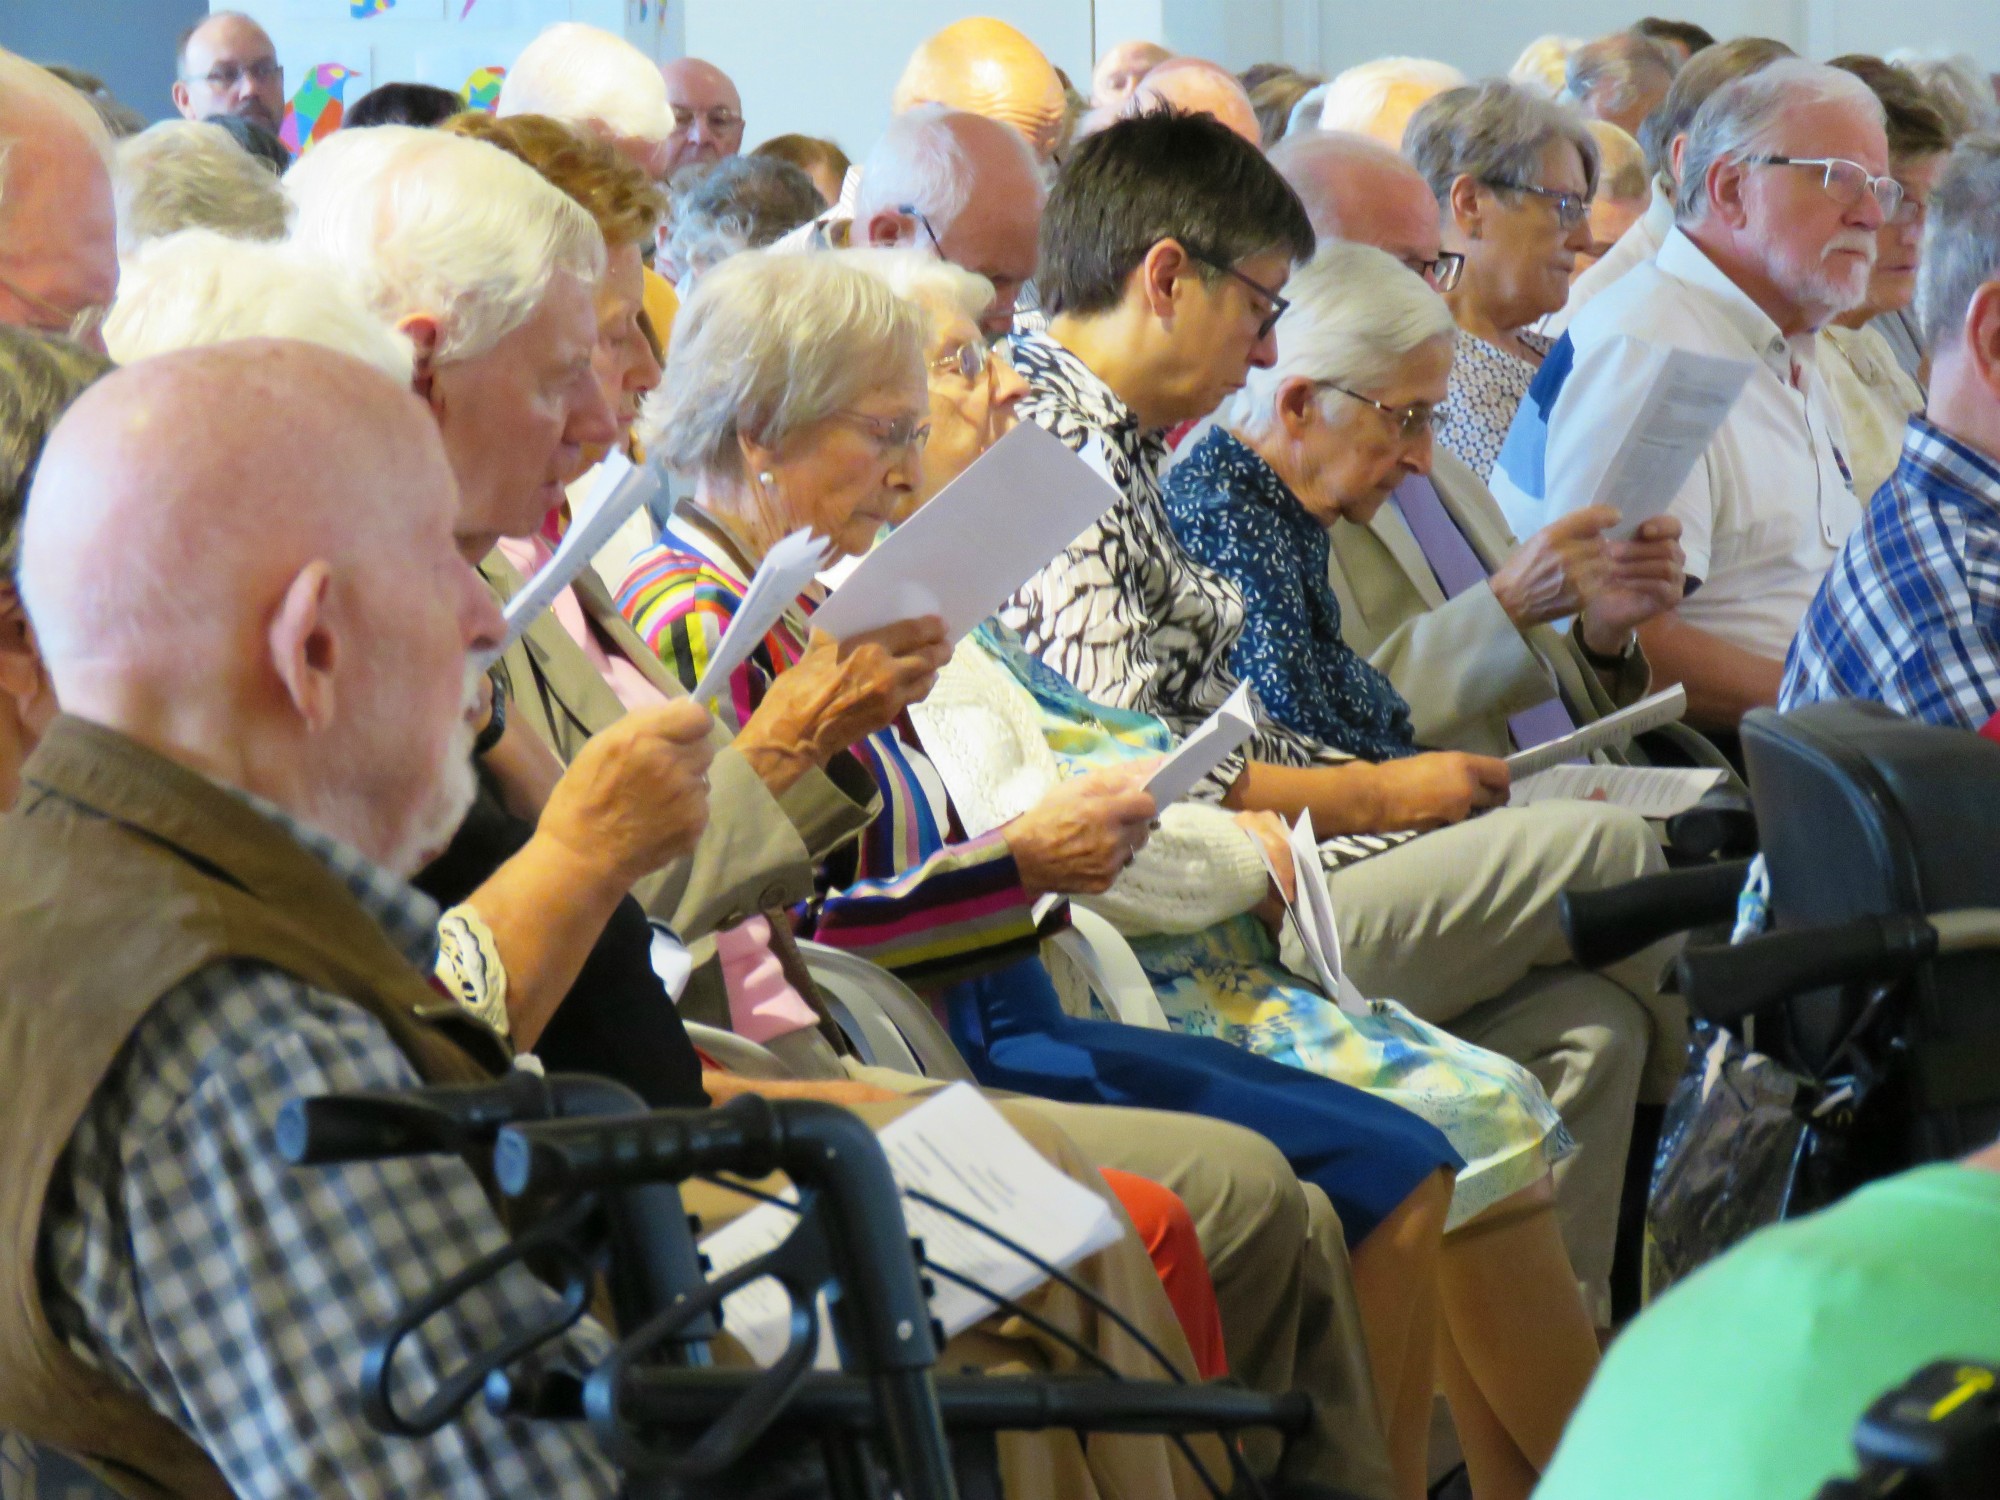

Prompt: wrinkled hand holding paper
xmin=696 ymin=1084 xmax=1124 ymax=1369
xmin=811 ymin=422 xmax=1122 ymax=643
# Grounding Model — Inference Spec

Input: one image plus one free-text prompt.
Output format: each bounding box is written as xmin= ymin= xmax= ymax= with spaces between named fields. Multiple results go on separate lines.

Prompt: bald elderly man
xmin=0 ymin=49 xmax=117 ymax=346
xmin=661 ymin=56 xmax=744 ymax=175
xmin=1130 ymin=57 xmax=1261 ymax=145
xmin=893 ymin=16 xmax=1067 ymax=165
xmin=1269 ymin=129 xmax=1728 ymax=772
xmin=0 ymin=343 xmax=1228 ymax=1500
xmin=1092 ymin=38 xmax=1170 ymax=109
xmin=171 ymin=9 xmax=284 ymax=136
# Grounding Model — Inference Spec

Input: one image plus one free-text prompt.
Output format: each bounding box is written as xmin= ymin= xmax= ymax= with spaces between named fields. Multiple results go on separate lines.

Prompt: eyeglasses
xmin=931 ymin=339 xmax=989 ymax=384
xmin=191 ymin=58 xmax=281 ymax=90
xmin=1315 ymin=381 xmax=1443 ymax=441
xmin=1482 ymin=179 xmax=1591 ymax=230
xmin=1187 ymin=250 xmax=1290 ymax=341
xmin=832 ymin=409 xmax=931 ymax=455
xmin=1745 ymin=156 xmax=1904 ymax=220
xmin=1406 ymin=251 xmax=1465 ymax=294
xmin=1889 ymin=191 xmax=1929 ymax=229
xmin=900 ymin=205 xmax=946 ymax=259
xmin=670 ymin=105 xmax=744 ymax=135
xmin=0 ymin=270 xmax=108 ymax=345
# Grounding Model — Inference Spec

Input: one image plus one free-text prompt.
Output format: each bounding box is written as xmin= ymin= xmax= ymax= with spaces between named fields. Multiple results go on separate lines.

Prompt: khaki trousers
xmin=848 ymin=1069 xmax=1398 ymax=1500
xmin=1325 ymin=799 xmax=1682 ymax=1321
xmin=686 ymin=1094 xmax=1225 ymax=1500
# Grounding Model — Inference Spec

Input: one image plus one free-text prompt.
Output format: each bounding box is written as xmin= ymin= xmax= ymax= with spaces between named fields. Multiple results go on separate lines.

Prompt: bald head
xmin=1269 ymin=130 xmax=1443 ymax=267
xmin=1092 ymin=40 xmax=1171 ymax=109
xmin=893 ymin=18 xmax=1067 ymax=165
xmin=173 ymin=12 xmax=284 ymax=134
xmin=660 ymin=56 xmax=743 ymax=174
xmin=0 ymin=51 xmax=117 ymax=347
xmin=1130 ymin=58 xmax=1260 ymax=145
xmin=22 ymin=341 xmax=498 ymax=870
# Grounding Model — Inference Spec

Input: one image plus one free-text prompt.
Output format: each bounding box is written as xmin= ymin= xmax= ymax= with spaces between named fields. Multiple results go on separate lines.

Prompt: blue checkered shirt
xmin=1782 ymin=416 xmax=2000 ymax=729
xmin=39 ymin=796 xmax=617 ymax=1497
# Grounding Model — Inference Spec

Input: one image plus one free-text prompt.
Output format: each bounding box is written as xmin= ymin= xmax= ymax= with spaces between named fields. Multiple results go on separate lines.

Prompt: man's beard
xmin=1776 ymin=230 xmax=1878 ymax=322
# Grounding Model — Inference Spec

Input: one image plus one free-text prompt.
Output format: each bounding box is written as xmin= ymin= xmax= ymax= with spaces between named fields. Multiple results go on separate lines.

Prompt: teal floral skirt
xmin=1126 ymin=915 xmax=1573 ymax=1229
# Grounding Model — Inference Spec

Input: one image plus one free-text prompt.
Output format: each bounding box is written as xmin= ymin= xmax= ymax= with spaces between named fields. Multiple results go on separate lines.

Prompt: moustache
xmin=1822 ymin=234 xmax=1879 ymax=264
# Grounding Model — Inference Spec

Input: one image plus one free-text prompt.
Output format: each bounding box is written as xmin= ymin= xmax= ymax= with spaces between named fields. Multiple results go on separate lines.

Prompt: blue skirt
xmin=942 ymin=957 xmax=1462 ymax=1246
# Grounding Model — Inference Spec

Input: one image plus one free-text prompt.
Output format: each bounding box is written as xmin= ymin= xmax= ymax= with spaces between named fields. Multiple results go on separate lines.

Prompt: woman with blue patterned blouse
xmin=1165 ymin=242 xmax=1445 ymax=759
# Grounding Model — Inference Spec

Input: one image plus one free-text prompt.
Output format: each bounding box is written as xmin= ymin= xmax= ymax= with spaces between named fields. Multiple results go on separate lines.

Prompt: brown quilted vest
xmin=0 ymin=716 xmax=508 ymax=1498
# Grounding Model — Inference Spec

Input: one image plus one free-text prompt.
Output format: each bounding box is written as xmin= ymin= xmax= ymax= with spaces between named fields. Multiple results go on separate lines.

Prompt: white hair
xmin=830 ymin=245 xmax=994 ymax=329
xmin=1887 ymin=50 xmax=2000 ymax=137
xmin=1225 ymin=241 xmax=1457 ymax=433
xmin=852 ymin=104 xmax=1043 ymax=232
xmin=284 ymin=125 xmax=605 ymax=365
xmin=104 ymin=229 xmax=414 ymax=384
xmin=641 ymin=249 xmax=925 ymax=479
xmin=0 ymin=47 xmax=115 ymax=212
xmin=1676 ymin=58 xmax=1887 ymax=221
xmin=1319 ymin=57 xmax=1466 ymax=137
xmin=114 ymin=121 xmax=287 ymax=255
xmin=496 ymin=23 xmax=673 ymax=145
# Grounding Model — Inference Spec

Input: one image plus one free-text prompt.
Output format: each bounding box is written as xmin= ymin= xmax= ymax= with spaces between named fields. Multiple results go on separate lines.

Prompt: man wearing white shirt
xmin=1546 ymin=36 xmax=1794 ymax=340
xmin=1493 ymin=59 xmax=1889 ymax=732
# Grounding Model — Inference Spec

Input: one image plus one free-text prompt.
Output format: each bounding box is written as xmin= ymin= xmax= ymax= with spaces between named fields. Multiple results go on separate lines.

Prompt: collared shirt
xmin=1542 ymin=175 xmax=1675 ymax=339
xmin=1163 ymin=426 xmax=1419 ymax=760
xmin=41 ymin=794 xmax=616 ymax=1498
xmin=1493 ymin=226 xmax=1861 ymax=661
xmin=1782 ymin=415 xmax=2000 ymax=728
xmin=1818 ymin=322 xmax=1925 ymax=506
xmin=1000 ymin=332 xmax=1407 ymax=870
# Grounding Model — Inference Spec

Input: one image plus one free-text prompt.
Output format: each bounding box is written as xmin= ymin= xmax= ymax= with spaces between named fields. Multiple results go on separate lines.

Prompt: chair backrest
xmin=1045 ymin=908 xmax=1172 ymax=1030
xmin=794 ymin=943 xmax=974 ymax=1082
xmin=1743 ymin=700 xmax=2000 ymax=1159
xmin=681 ymin=1021 xmax=795 ymax=1081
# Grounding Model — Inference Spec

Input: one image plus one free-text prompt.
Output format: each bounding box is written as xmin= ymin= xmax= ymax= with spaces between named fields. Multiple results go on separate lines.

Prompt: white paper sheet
xmin=696 ymin=1083 xmax=1124 ymax=1369
xmin=1587 ymin=339 xmax=1756 ymax=539
xmin=475 ymin=451 xmax=662 ymax=670
xmin=810 ymin=422 xmax=1123 ymax=643
xmin=1505 ymin=685 xmax=1688 ymax=777
xmin=1508 ymin=764 xmax=1724 ymax=818
xmin=687 ymin=528 xmax=833 ymax=706
xmin=1143 ymin=683 xmax=1257 ymax=808
xmin=1253 ymin=811 xmax=1370 ymax=1017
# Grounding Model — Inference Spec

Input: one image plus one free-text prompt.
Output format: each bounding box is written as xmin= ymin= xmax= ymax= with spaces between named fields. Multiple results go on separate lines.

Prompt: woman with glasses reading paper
xmin=1406 ymin=79 xmax=1600 ymax=480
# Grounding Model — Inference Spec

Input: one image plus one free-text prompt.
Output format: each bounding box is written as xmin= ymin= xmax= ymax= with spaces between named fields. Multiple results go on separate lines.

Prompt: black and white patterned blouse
xmin=999 ymin=332 xmax=1408 ymax=869
xmin=1436 ymin=329 xmax=1552 ymax=483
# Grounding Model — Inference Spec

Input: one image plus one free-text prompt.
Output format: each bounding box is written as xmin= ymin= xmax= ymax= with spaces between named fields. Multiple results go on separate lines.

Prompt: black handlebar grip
xmin=276 ymin=1071 xmax=552 ymax=1166
xmin=1560 ymin=858 xmax=1753 ymax=970
xmin=1676 ymin=914 xmax=1938 ymax=1025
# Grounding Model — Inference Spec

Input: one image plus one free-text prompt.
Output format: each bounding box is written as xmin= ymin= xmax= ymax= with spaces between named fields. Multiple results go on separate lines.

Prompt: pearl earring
xmin=758 ymin=471 xmax=775 ymax=486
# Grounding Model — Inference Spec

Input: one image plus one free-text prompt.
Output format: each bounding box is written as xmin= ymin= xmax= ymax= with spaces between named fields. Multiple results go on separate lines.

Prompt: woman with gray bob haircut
xmin=1405 ymin=79 xmax=1599 ymax=479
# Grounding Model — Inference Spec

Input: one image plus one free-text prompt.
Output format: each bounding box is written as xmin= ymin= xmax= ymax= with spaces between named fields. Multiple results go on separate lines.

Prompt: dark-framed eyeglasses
xmin=931 ymin=339 xmax=989 ymax=384
xmin=832 ymin=409 xmax=932 ymax=455
xmin=1406 ymin=251 xmax=1465 ymax=294
xmin=670 ymin=105 xmax=744 ymax=135
xmin=192 ymin=58 xmax=281 ymax=90
xmin=1186 ymin=249 xmax=1290 ymax=341
xmin=1744 ymin=155 xmax=1904 ymax=220
xmin=898 ymin=204 xmax=946 ymax=259
xmin=0 ymin=270 xmax=108 ymax=345
xmin=1315 ymin=381 xmax=1443 ymax=441
xmin=1482 ymin=178 xmax=1591 ymax=230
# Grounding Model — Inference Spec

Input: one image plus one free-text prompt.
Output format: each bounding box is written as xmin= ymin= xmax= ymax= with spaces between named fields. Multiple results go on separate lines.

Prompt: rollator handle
xmin=1677 ymin=914 xmax=1938 ymax=1025
xmin=1560 ymin=857 xmax=1753 ymax=969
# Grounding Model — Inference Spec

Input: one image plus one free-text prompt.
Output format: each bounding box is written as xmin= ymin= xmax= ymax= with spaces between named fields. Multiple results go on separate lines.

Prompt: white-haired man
xmin=1493 ymin=59 xmax=1890 ymax=736
xmin=497 ymin=22 xmax=675 ymax=177
xmin=0 ymin=49 xmax=117 ymax=347
xmin=1318 ymin=56 xmax=1465 ymax=147
xmin=170 ymin=10 xmax=284 ymax=136
xmin=848 ymin=105 xmax=1045 ymax=338
xmin=1270 ymin=130 xmax=1721 ymax=771
xmin=660 ymin=57 xmax=744 ymax=176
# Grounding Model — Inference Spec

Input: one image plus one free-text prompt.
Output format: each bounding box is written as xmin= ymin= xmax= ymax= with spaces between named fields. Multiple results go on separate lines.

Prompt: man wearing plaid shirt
xmin=1783 ymin=139 xmax=2000 ymax=729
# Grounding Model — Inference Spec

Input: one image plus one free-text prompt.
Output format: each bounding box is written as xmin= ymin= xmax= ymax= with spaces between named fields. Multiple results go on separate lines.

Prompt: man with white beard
xmin=1492 ymin=60 xmax=1889 ymax=734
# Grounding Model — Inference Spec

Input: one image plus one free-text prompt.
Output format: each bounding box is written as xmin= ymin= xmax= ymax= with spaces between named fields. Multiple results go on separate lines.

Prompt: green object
xmin=1540 ymin=1163 xmax=2000 ymax=1500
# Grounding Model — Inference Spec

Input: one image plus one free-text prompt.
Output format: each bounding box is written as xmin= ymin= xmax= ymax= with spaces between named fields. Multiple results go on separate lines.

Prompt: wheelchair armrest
xmin=1664 ymin=786 xmax=1758 ymax=861
xmin=1560 ymin=857 xmax=1754 ymax=970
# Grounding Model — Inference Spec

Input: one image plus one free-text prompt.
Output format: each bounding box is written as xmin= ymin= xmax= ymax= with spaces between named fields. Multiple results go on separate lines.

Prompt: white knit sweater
xmin=910 ymin=638 xmax=1271 ymax=937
